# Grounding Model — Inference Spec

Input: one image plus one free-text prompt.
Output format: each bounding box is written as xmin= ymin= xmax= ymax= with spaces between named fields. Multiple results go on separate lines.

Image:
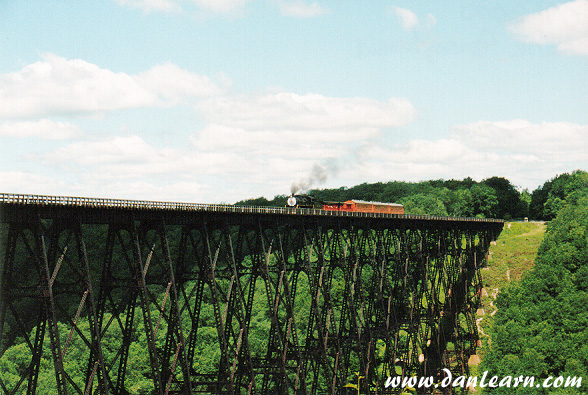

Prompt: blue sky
xmin=0 ymin=0 xmax=587 ymax=203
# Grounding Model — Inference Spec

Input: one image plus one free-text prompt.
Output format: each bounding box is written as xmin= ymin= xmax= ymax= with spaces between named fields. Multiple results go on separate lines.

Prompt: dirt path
xmin=489 ymin=288 xmax=498 ymax=316
xmin=476 ymin=288 xmax=499 ymax=337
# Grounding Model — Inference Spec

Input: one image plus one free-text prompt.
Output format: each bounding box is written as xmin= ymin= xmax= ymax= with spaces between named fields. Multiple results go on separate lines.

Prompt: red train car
xmin=286 ymin=195 xmax=404 ymax=214
xmin=322 ymin=199 xmax=404 ymax=214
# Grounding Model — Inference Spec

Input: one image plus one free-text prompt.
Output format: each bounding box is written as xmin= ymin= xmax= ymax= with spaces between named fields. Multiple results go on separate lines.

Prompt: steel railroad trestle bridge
xmin=0 ymin=193 xmax=503 ymax=395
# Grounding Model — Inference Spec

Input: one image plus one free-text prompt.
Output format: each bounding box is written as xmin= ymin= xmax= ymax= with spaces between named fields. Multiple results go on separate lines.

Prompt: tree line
xmin=237 ymin=170 xmax=588 ymax=220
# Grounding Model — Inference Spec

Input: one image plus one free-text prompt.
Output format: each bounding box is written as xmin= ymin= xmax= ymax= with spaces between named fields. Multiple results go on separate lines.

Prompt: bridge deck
xmin=0 ymin=193 xmax=504 ymax=230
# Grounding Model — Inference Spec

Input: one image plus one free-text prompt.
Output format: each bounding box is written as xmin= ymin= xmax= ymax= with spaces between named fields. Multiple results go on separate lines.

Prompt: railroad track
xmin=0 ymin=192 xmax=504 ymax=223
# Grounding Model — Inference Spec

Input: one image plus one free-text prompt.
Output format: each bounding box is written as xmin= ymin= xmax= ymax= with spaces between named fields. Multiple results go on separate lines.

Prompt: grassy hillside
xmin=469 ymin=222 xmax=546 ymax=389
xmin=483 ymin=221 xmax=546 ymax=289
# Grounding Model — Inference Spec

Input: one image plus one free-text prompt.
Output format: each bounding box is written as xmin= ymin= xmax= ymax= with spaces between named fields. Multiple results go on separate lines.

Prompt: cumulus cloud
xmin=272 ymin=0 xmax=328 ymax=18
xmin=135 ymin=63 xmax=227 ymax=104
xmin=425 ymin=14 xmax=437 ymax=29
xmin=46 ymin=136 xmax=164 ymax=166
xmin=193 ymin=0 xmax=252 ymax=14
xmin=0 ymin=171 xmax=67 ymax=195
xmin=0 ymin=119 xmax=81 ymax=139
xmin=35 ymin=91 xmax=417 ymax=201
xmin=348 ymin=120 xmax=588 ymax=191
xmin=510 ymin=0 xmax=588 ymax=55
xmin=5 ymin=57 xmax=581 ymax=202
xmin=42 ymin=135 xmax=246 ymax=178
xmin=0 ymin=54 xmax=226 ymax=119
xmin=389 ymin=6 xmax=436 ymax=32
xmin=383 ymin=138 xmax=474 ymax=165
xmin=351 ymin=138 xmax=480 ymax=184
xmin=14 ymin=116 xmax=588 ymax=202
xmin=0 ymin=169 xmax=215 ymax=203
xmin=191 ymin=124 xmax=351 ymax=160
xmin=391 ymin=6 xmax=419 ymax=31
xmin=191 ymin=92 xmax=417 ymax=181
xmin=99 ymin=180 xmax=214 ymax=202
xmin=38 ymin=133 xmax=291 ymax=202
xmin=195 ymin=92 xmax=416 ymax=130
xmin=452 ymin=120 xmax=588 ymax=162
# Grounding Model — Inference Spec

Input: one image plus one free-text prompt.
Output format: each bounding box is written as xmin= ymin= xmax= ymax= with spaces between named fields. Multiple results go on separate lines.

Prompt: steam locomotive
xmin=286 ymin=194 xmax=404 ymax=214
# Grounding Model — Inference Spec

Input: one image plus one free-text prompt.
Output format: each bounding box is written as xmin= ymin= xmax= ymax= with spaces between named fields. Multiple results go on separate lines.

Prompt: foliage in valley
xmin=481 ymin=171 xmax=588 ymax=394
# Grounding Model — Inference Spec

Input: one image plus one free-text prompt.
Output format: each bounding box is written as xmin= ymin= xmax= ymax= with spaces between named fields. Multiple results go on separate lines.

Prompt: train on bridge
xmin=286 ymin=194 xmax=405 ymax=214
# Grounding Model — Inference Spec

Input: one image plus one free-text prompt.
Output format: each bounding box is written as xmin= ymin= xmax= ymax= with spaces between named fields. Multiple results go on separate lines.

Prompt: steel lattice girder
xmin=0 ymin=208 xmax=502 ymax=395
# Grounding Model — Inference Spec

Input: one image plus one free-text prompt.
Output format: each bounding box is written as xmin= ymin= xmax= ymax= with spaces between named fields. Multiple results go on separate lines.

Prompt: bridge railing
xmin=0 ymin=193 xmax=504 ymax=223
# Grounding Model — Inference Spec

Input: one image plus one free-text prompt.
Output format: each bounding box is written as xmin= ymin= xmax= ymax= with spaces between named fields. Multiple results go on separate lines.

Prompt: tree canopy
xmin=481 ymin=186 xmax=588 ymax=394
xmin=236 ymin=176 xmax=537 ymax=219
xmin=529 ymin=170 xmax=588 ymax=220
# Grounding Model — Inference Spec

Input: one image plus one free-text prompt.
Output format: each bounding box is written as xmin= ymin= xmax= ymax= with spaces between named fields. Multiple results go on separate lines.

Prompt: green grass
xmin=468 ymin=221 xmax=546 ymax=392
xmin=482 ymin=221 xmax=546 ymax=290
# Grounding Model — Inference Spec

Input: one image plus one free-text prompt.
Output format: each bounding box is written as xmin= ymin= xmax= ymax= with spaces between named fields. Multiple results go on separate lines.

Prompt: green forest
xmin=480 ymin=175 xmax=588 ymax=394
xmin=237 ymin=171 xmax=588 ymax=221
xmin=1 ymin=170 xmax=588 ymax=394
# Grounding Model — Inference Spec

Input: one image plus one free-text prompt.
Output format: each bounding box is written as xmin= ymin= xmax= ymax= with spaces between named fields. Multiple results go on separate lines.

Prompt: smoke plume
xmin=290 ymin=162 xmax=337 ymax=195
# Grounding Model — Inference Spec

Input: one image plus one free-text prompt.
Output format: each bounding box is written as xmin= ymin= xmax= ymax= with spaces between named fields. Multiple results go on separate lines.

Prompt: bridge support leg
xmin=0 ymin=219 xmax=110 ymax=395
xmin=0 ymin=222 xmax=54 ymax=394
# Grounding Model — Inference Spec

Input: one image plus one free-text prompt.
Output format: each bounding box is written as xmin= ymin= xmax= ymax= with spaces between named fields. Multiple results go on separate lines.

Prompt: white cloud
xmin=191 ymin=124 xmax=350 ymax=160
xmin=383 ymin=138 xmax=474 ymax=165
xmin=12 ymin=117 xmax=588 ymax=202
xmin=0 ymin=119 xmax=81 ymax=139
xmin=42 ymin=135 xmax=246 ymax=178
xmin=0 ymin=170 xmax=216 ymax=203
xmin=391 ymin=6 xmax=419 ymax=31
xmin=100 ymin=180 xmax=214 ymax=202
xmin=389 ymin=7 xmax=437 ymax=33
xmin=510 ymin=0 xmax=588 ymax=55
xmin=0 ymin=54 xmax=226 ymax=119
xmin=135 ymin=63 xmax=227 ymax=105
xmin=5 ymin=54 xmax=581 ymax=201
xmin=273 ymin=0 xmax=328 ymax=18
xmin=193 ymin=0 xmax=252 ymax=14
xmin=191 ymin=92 xmax=416 ymax=175
xmin=38 ymin=133 xmax=289 ymax=202
xmin=425 ymin=14 xmax=437 ymax=29
xmin=346 ymin=120 xmax=588 ymax=191
xmin=195 ymin=92 xmax=416 ymax=130
xmin=350 ymin=138 xmax=482 ymax=184
xmin=452 ymin=120 xmax=588 ymax=162
xmin=36 ymin=91 xmax=417 ymax=201
xmin=0 ymin=172 xmax=66 ymax=195
xmin=46 ymin=136 xmax=164 ymax=166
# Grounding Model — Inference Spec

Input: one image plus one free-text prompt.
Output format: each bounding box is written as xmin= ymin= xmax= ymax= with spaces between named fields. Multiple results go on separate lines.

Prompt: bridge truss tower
xmin=0 ymin=195 xmax=503 ymax=394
